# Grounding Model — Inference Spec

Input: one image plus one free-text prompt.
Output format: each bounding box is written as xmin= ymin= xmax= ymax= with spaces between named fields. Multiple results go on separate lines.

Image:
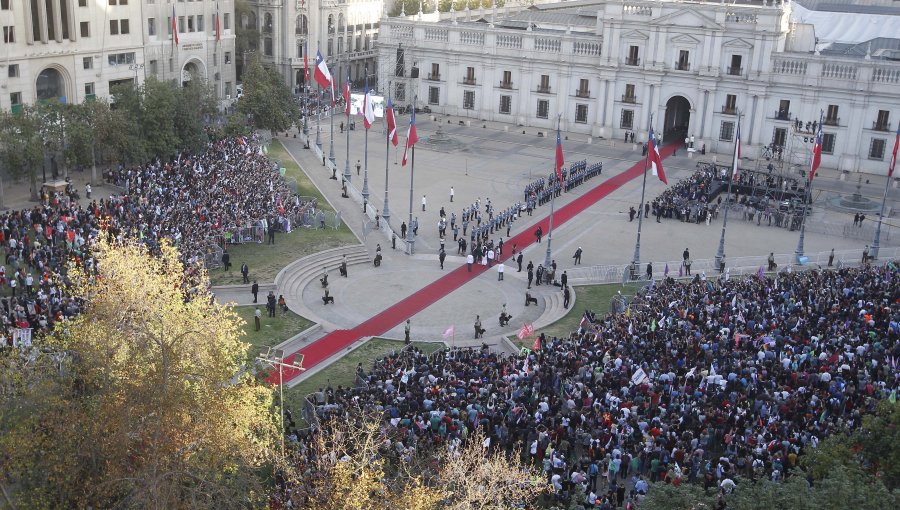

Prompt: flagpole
xmin=715 ymin=112 xmax=741 ymax=272
xmin=870 ymin=155 xmax=894 ymax=261
xmin=406 ymin=96 xmax=417 ymax=255
xmin=343 ymin=71 xmax=351 ymax=185
xmin=329 ymin=75 xmax=337 ymax=168
xmin=544 ymin=114 xmax=562 ymax=269
xmin=382 ymin=80 xmax=392 ymax=226
xmin=315 ymin=84 xmax=322 ymax=150
xmin=362 ymin=65 xmax=371 ymax=208
xmin=796 ymin=109 xmax=823 ymax=263
xmin=632 ymin=114 xmax=653 ymax=280
xmin=302 ymin=41 xmax=309 ymax=143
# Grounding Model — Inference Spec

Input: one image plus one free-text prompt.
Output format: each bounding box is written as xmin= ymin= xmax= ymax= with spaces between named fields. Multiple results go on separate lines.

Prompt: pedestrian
xmin=392 ymin=231 xmax=397 ymax=250
xmin=254 ymin=306 xmax=262 ymax=331
xmin=267 ymin=291 xmax=277 ymax=317
xmin=535 ymin=226 xmax=543 ymax=243
xmin=474 ymin=315 xmax=484 ymax=339
xmin=497 ymin=262 xmax=505 ymax=281
xmin=404 ymin=319 xmax=411 ymax=344
xmin=221 ymin=250 xmax=231 ymax=271
xmin=241 ymin=262 xmax=249 ymax=284
xmin=828 ymin=248 xmax=835 ymax=267
xmin=467 ymin=252 xmax=474 ymax=272
xmin=862 ymin=245 xmax=869 ymax=263
xmin=517 ymin=252 xmax=524 ymax=272
xmin=573 ymin=247 xmax=582 ymax=265
xmin=85 ymin=183 xmax=92 ymax=199
xmin=450 ymin=186 xmax=454 ymax=203
xmin=400 ymin=222 xmax=407 ymax=239
xmin=356 ymin=160 xmax=361 ymax=176
xmin=683 ymin=248 xmax=690 ymax=262
xmin=439 ymin=249 xmax=446 ymax=269
xmin=561 ymin=270 xmax=568 ymax=288
xmin=767 ymin=252 xmax=777 ymax=271
xmin=859 ymin=214 xmax=865 ymax=226
xmin=563 ymin=285 xmax=571 ymax=308
xmin=527 ymin=267 xmax=534 ymax=289
xmin=268 ymin=225 xmax=276 ymax=244
xmin=853 ymin=213 xmax=860 ymax=226
xmin=422 ymin=194 xmax=427 ymax=211
xmin=684 ymin=258 xmax=692 ymax=276
xmin=251 ymin=280 xmax=259 ymax=303
xmin=278 ymin=294 xmax=288 ymax=317
xmin=487 ymin=248 xmax=495 ymax=267
xmin=646 ymin=262 xmax=653 ymax=280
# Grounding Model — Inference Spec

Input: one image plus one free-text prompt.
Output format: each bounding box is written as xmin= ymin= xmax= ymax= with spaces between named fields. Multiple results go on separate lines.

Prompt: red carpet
xmin=270 ymin=144 xmax=676 ymax=384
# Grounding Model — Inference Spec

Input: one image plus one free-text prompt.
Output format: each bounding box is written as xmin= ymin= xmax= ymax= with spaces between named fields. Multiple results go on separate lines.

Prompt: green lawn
xmin=232 ymin=305 xmax=314 ymax=362
xmin=513 ymin=282 xmax=644 ymax=346
xmin=285 ymin=338 xmax=445 ymax=411
xmin=209 ymin=139 xmax=358 ymax=286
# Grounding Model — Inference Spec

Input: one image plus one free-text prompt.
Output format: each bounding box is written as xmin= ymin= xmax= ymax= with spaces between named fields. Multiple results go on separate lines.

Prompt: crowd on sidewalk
xmin=281 ymin=263 xmax=898 ymax=508
xmin=1 ymin=135 xmax=307 ymax=347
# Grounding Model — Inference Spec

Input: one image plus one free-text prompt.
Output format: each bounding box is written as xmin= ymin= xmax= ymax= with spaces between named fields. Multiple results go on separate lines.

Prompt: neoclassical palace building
xmin=377 ymin=0 xmax=900 ymax=175
xmin=0 ymin=0 xmax=237 ymax=107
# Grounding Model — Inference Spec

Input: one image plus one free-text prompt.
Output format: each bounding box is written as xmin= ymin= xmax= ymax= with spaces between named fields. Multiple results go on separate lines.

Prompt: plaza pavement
xmin=231 ymin=113 xmax=896 ymax=386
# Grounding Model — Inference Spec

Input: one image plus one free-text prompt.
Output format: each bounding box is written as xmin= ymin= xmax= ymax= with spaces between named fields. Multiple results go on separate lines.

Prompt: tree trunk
xmin=30 ymin=167 xmax=38 ymax=201
xmin=91 ymin=144 xmax=97 ymax=186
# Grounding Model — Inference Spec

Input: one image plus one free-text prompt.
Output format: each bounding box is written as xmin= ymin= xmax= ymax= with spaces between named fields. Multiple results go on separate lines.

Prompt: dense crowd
xmin=285 ymin=263 xmax=898 ymax=508
xmin=1 ymin=135 xmax=308 ymax=347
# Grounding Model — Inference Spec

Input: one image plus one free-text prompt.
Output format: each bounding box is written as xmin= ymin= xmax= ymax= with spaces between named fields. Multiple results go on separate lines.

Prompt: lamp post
xmin=256 ymin=348 xmax=305 ymax=460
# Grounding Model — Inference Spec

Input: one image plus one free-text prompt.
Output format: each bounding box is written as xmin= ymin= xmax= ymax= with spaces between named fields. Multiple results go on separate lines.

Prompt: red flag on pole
xmin=386 ymin=99 xmax=399 ymax=146
xmin=889 ymin=124 xmax=899 ymax=178
xmin=809 ymin=112 xmax=824 ymax=182
xmin=648 ymin=126 xmax=667 ymax=184
xmin=215 ymin=2 xmax=221 ymax=42
xmin=343 ymin=76 xmax=351 ymax=115
xmin=401 ymin=110 xmax=418 ymax=167
xmin=555 ymin=125 xmax=564 ymax=184
xmin=172 ymin=6 xmax=179 ymax=46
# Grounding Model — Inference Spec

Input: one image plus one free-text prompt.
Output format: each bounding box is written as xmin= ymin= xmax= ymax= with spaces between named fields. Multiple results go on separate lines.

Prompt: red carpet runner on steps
xmin=268 ymin=144 xmax=676 ymax=385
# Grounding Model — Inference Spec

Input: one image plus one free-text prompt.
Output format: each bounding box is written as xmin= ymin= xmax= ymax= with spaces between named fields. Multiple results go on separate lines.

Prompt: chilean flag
xmin=732 ymin=121 xmax=741 ymax=182
xmin=313 ymin=51 xmax=332 ymax=89
xmin=555 ymin=125 xmax=564 ymax=184
xmin=809 ymin=112 xmax=824 ymax=182
xmin=401 ymin=109 xmax=418 ymax=167
xmin=362 ymin=76 xmax=375 ymax=129
xmin=386 ymin=99 xmax=398 ymax=146
xmin=172 ymin=6 xmax=179 ymax=46
xmin=889 ymin=124 xmax=899 ymax=178
xmin=343 ymin=76 xmax=351 ymax=114
xmin=215 ymin=2 xmax=221 ymax=42
xmin=648 ymin=127 xmax=667 ymax=184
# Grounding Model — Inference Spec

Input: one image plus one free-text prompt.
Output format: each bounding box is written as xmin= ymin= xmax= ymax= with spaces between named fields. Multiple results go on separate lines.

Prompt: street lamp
xmin=256 ymin=347 xmax=305 ymax=459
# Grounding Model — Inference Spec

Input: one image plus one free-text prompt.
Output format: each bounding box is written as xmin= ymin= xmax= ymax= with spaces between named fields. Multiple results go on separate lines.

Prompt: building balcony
xmin=774 ymin=110 xmax=791 ymax=121
xmin=463 ymin=78 xmax=476 ymax=85
xmin=575 ymin=89 xmax=590 ymax=98
xmin=674 ymin=61 xmax=690 ymax=71
xmin=872 ymin=121 xmax=892 ymax=132
xmin=499 ymin=81 xmax=513 ymax=89
xmin=625 ymin=57 xmax=640 ymax=66
xmin=727 ymin=66 xmax=743 ymax=76
xmin=721 ymin=106 xmax=737 ymax=115
xmin=536 ymin=86 xmax=551 ymax=94
xmin=823 ymin=116 xmax=840 ymax=127
xmin=426 ymin=73 xmax=441 ymax=81
xmin=621 ymin=95 xmax=637 ymax=104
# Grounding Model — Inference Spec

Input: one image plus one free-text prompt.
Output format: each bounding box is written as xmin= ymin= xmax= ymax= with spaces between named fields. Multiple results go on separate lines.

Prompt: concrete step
xmin=282 ymin=252 xmax=371 ymax=297
xmin=274 ymin=244 xmax=369 ymax=288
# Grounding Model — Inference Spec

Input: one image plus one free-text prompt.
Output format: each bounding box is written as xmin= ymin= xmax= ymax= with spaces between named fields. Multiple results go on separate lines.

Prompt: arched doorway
xmin=181 ymin=60 xmax=206 ymax=87
xmin=664 ymin=95 xmax=691 ymax=143
xmin=36 ymin=67 xmax=66 ymax=103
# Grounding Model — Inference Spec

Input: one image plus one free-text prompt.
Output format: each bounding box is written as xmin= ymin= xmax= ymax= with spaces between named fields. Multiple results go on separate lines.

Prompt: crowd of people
xmin=646 ymin=164 xmax=718 ymax=223
xmin=1 ymin=135 xmax=309 ymax=348
xmin=282 ymin=263 xmax=898 ymax=508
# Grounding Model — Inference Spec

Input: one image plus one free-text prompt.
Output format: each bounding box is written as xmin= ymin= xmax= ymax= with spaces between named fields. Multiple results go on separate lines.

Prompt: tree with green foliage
xmin=174 ymin=78 xmax=218 ymax=154
xmin=234 ymin=0 xmax=260 ymax=81
xmin=238 ymin=55 xmax=300 ymax=133
xmin=139 ymin=77 xmax=182 ymax=160
xmin=0 ymin=106 xmax=44 ymax=200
